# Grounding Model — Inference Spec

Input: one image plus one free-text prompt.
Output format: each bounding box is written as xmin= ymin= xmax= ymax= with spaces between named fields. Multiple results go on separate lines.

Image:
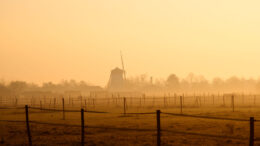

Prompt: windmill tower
xmin=107 ymin=51 xmax=127 ymax=91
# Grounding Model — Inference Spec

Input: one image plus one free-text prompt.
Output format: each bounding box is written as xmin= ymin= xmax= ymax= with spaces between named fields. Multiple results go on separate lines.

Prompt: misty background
xmin=2 ymin=0 xmax=260 ymax=87
xmin=1 ymin=73 xmax=260 ymax=95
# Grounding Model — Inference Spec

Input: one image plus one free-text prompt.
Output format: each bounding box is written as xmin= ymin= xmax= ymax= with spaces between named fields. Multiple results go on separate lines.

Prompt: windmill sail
xmin=120 ymin=51 xmax=126 ymax=80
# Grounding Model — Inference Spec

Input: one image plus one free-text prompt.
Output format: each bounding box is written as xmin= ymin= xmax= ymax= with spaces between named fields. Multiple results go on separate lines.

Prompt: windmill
xmin=107 ymin=51 xmax=126 ymax=91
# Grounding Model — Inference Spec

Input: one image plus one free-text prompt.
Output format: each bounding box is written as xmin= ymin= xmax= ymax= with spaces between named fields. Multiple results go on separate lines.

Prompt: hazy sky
xmin=1 ymin=0 xmax=260 ymax=86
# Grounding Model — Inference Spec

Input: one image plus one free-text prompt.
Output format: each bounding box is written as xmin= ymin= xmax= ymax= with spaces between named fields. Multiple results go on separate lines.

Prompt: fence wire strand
xmin=163 ymin=129 xmax=248 ymax=140
xmin=0 ymin=119 xmax=26 ymax=123
xmin=0 ymin=107 xmax=24 ymax=109
xmin=20 ymin=120 xmax=155 ymax=132
xmin=162 ymin=112 xmax=249 ymax=122
xmin=84 ymin=110 xmax=109 ymax=114
xmin=30 ymin=121 xmax=81 ymax=127
xmin=29 ymin=107 xmax=80 ymax=112
xmin=121 ymin=112 xmax=156 ymax=115
xmin=27 ymin=107 xmax=155 ymax=115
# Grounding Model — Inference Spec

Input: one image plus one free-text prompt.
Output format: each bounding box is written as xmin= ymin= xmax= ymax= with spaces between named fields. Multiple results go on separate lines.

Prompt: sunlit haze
xmin=1 ymin=0 xmax=260 ymax=86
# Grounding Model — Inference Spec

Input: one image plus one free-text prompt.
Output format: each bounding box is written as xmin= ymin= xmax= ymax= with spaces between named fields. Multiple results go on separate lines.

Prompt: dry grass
xmin=1 ymin=96 xmax=260 ymax=145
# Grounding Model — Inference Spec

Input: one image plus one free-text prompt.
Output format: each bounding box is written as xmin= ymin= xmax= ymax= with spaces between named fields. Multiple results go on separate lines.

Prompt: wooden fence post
xmin=111 ymin=94 xmax=113 ymax=104
xmin=85 ymin=99 xmax=87 ymax=109
xmin=223 ymin=95 xmax=225 ymax=107
xmin=203 ymin=94 xmax=205 ymax=105
xmin=49 ymin=99 xmax=51 ymax=108
xmin=168 ymin=93 xmax=171 ymax=104
xmin=106 ymin=97 xmax=110 ymax=106
xmin=54 ymin=98 xmax=56 ymax=108
xmin=242 ymin=94 xmax=244 ymax=105
xmin=81 ymin=109 xmax=85 ymax=146
xmin=15 ymin=97 xmax=18 ymax=106
xmin=143 ymin=94 xmax=146 ymax=107
xmin=116 ymin=94 xmax=118 ymax=106
xmin=250 ymin=117 xmax=254 ymax=146
xmin=40 ymin=100 xmax=42 ymax=110
xmin=164 ymin=96 xmax=166 ymax=108
xmin=212 ymin=95 xmax=215 ymax=105
xmin=174 ymin=94 xmax=177 ymax=105
xmin=130 ymin=97 xmax=133 ymax=107
xmin=153 ymin=97 xmax=155 ymax=107
xmin=139 ymin=97 xmax=142 ymax=108
xmin=199 ymin=96 xmax=202 ymax=107
xmin=44 ymin=96 xmax=46 ymax=106
xmin=62 ymin=98 xmax=65 ymax=120
xmin=254 ymin=95 xmax=256 ymax=105
xmin=80 ymin=96 xmax=83 ymax=108
xmin=180 ymin=96 xmax=183 ymax=114
xmin=25 ymin=105 xmax=32 ymax=146
xmin=92 ymin=99 xmax=95 ymax=109
xmin=232 ymin=95 xmax=235 ymax=112
xmin=156 ymin=110 xmax=161 ymax=146
xmin=123 ymin=98 xmax=126 ymax=115
xmin=31 ymin=97 xmax=33 ymax=106
xmin=183 ymin=94 xmax=185 ymax=106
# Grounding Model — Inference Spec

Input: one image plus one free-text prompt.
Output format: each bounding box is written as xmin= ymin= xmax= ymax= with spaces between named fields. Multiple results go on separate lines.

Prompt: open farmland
xmin=1 ymin=94 xmax=260 ymax=145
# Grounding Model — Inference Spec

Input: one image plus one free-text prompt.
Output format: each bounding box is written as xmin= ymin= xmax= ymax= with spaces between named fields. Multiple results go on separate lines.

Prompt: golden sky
xmin=1 ymin=0 xmax=260 ymax=86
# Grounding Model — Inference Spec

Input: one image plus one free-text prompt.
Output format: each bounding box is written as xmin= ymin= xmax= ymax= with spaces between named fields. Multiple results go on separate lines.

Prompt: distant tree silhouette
xmin=8 ymin=81 xmax=27 ymax=92
xmin=166 ymin=74 xmax=180 ymax=90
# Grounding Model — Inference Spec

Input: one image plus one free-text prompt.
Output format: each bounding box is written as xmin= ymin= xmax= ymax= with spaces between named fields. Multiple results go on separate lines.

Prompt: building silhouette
xmin=107 ymin=67 xmax=125 ymax=91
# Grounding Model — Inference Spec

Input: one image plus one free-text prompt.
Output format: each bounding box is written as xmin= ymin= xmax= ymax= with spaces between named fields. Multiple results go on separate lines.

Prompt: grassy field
xmin=1 ymin=95 xmax=260 ymax=145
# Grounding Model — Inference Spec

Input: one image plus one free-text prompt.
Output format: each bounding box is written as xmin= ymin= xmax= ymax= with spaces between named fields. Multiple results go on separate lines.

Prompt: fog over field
xmin=2 ymin=0 xmax=260 ymax=146
xmin=1 ymin=74 xmax=260 ymax=95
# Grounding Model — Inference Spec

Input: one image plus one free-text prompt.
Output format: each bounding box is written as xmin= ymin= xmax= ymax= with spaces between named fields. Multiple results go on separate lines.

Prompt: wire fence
xmin=1 ymin=93 xmax=260 ymax=111
xmin=0 ymin=105 xmax=259 ymax=146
